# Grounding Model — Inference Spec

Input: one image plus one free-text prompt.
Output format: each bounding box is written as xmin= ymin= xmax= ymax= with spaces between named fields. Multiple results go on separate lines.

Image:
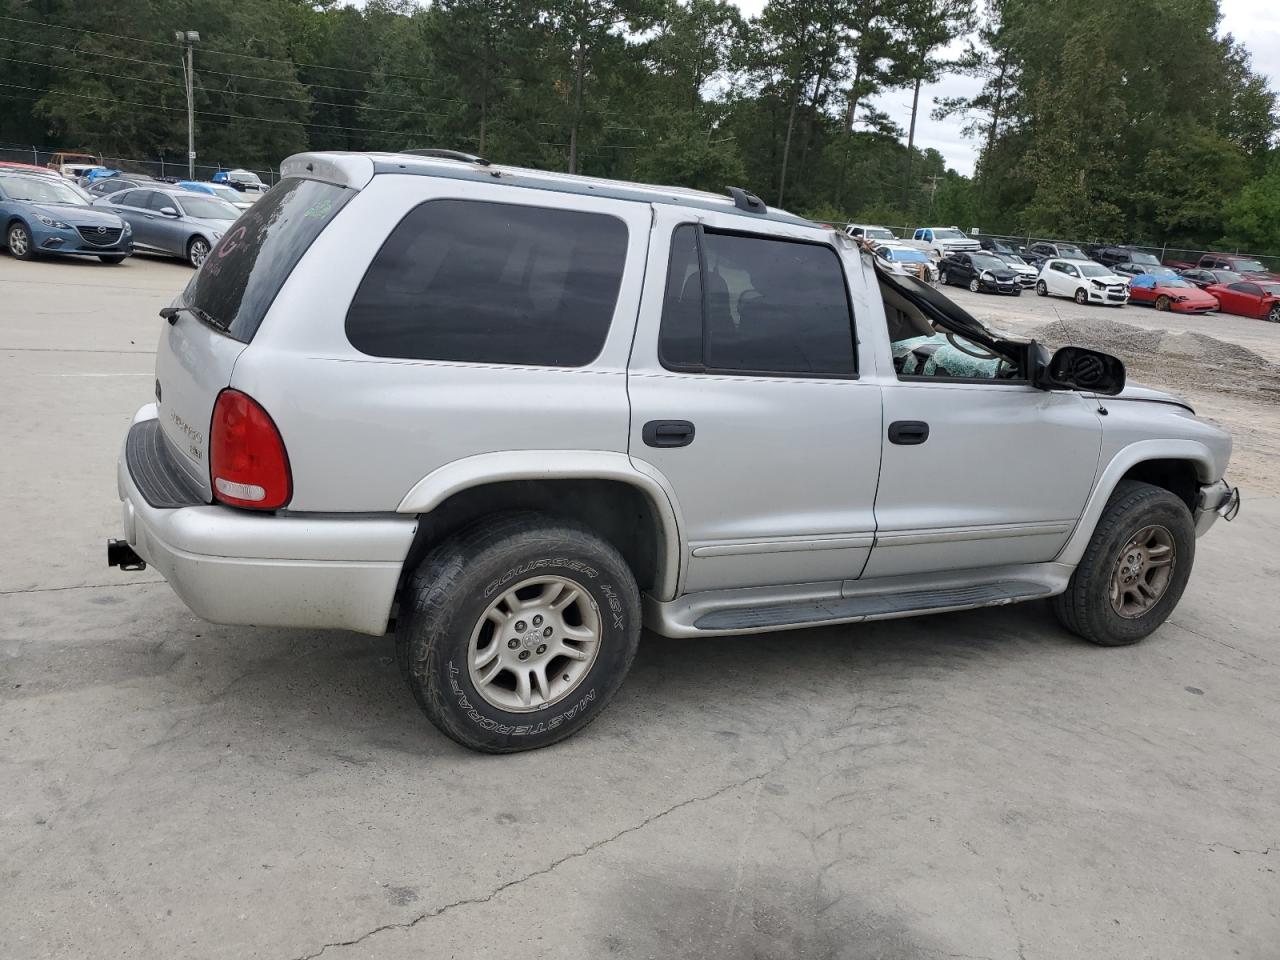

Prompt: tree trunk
xmin=777 ymin=77 xmax=801 ymax=207
xmin=902 ymin=74 xmax=922 ymax=210
xmin=843 ymin=56 xmax=864 ymax=133
xmin=568 ymin=41 xmax=585 ymax=174
xmin=976 ymin=60 xmax=1007 ymax=208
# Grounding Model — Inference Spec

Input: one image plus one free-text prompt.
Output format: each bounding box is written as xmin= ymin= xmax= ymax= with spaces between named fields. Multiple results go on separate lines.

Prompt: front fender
xmin=1056 ymin=438 xmax=1224 ymax=566
xmin=396 ymin=450 xmax=686 ymax=601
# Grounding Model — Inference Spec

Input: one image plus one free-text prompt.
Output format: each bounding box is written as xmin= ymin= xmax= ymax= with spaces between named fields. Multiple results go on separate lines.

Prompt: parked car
xmin=1035 ymin=258 xmax=1129 ymax=305
xmin=1096 ymin=249 xmax=1169 ymax=277
xmin=1179 ymin=267 xmax=1237 ymax=290
xmin=1204 ymin=280 xmax=1280 ymax=323
xmin=906 ymin=225 xmax=980 ymax=258
xmin=0 ymin=160 xmax=62 ymax=178
xmin=175 ymin=180 xmax=256 ymax=211
xmin=95 ymin=187 xmax=239 ymax=267
xmin=105 ymin=150 xmax=1239 ymax=752
xmin=938 ymin=251 xmax=1022 ymax=295
xmin=843 ymin=223 xmax=896 ymax=244
xmin=46 ymin=150 xmax=101 ymax=179
xmin=1165 ymin=252 xmax=1280 ymax=281
xmin=212 ymin=168 xmax=269 ymax=194
xmin=0 ymin=171 xmax=132 ymax=263
xmin=86 ymin=175 xmax=156 ymax=198
xmin=1024 ymin=240 xmax=1091 ymax=266
xmin=1126 ymin=274 xmax=1218 ymax=313
xmin=868 ymin=241 xmax=938 ymax=283
xmin=993 ymin=251 xmax=1038 ymax=288
xmin=976 ymin=235 xmax=1017 ymax=256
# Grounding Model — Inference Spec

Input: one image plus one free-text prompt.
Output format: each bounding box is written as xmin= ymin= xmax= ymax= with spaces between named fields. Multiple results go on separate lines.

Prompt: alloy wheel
xmin=1075 ymin=288 xmax=1088 ymax=305
xmin=188 ymin=238 xmax=210 ymax=268
xmin=1036 ymin=280 xmax=1048 ymax=296
xmin=467 ymin=576 xmax=602 ymax=713
xmin=1155 ymin=295 xmax=1170 ymax=311
xmin=1269 ymin=305 xmax=1280 ymax=324
xmin=968 ymin=278 xmax=980 ymax=293
xmin=1109 ymin=524 xmax=1176 ymax=619
xmin=8 ymin=225 xmax=30 ymax=257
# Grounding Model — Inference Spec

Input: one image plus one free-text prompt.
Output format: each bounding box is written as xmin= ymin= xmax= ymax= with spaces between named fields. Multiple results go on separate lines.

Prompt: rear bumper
xmin=1194 ymin=479 xmax=1240 ymax=536
xmin=113 ymin=405 xmax=416 ymax=635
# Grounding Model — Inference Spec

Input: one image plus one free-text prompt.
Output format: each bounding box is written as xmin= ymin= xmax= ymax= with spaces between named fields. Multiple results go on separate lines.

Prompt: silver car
xmin=108 ymin=151 xmax=1240 ymax=753
xmin=93 ymin=187 xmax=239 ymax=266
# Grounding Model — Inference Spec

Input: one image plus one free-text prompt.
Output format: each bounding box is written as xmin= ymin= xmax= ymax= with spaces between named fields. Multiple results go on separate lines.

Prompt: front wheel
xmin=1268 ymin=305 xmax=1280 ymax=323
xmin=1052 ymin=481 xmax=1195 ymax=646
xmin=1155 ymin=295 xmax=1170 ymax=311
xmin=187 ymin=236 xmax=210 ymax=268
xmin=968 ymin=278 xmax=981 ymax=293
xmin=939 ymin=270 xmax=949 ymax=286
xmin=396 ymin=512 xmax=641 ymax=752
xmin=1036 ymin=280 xmax=1048 ymax=297
xmin=1074 ymin=287 xmax=1089 ymax=305
xmin=7 ymin=222 xmax=34 ymax=260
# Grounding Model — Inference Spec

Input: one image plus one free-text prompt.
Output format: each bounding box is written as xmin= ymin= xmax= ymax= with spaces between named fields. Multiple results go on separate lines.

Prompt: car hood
xmin=23 ymin=201 xmax=123 ymax=228
xmin=982 ymin=267 xmax=1019 ymax=281
xmin=1092 ymin=382 xmax=1195 ymax=414
xmin=1159 ymin=284 xmax=1217 ymax=301
xmin=1086 ymin=273 xmax=1127 ymax=284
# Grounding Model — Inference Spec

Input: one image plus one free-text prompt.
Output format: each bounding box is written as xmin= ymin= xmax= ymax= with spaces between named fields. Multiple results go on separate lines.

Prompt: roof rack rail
xmin=400 ymin=148 xmax=491 ymax=167
xmin=727 ymin=186 xmax=766 ymax=214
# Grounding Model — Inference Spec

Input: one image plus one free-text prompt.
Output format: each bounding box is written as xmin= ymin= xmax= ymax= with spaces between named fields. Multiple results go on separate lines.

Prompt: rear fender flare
xmin=1056 ymin=439 xmax=1219 ymax=566
xmin=396 ymin=451 xmax=685 ymax=600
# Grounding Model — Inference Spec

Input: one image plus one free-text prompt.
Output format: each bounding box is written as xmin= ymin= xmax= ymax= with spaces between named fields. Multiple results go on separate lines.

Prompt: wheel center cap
xmin=520 ymin=627 xmax=543 ymax=650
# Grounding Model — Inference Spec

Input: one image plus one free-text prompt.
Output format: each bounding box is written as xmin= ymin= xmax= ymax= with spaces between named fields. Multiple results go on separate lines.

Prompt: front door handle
xmin=643 ymin=420 xmax=695 ymax=448
xmin=888 ymin=420 xmax=929 ymax=445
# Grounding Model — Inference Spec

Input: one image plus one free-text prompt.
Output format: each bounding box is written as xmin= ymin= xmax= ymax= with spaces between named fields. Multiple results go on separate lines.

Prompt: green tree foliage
xmin=0 ymin=0 xmax=1275 ymax=254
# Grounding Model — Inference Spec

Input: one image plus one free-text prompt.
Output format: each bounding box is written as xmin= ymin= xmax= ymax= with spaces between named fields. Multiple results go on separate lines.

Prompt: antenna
xmin=726 ymin=186 xmax=766 ymax=214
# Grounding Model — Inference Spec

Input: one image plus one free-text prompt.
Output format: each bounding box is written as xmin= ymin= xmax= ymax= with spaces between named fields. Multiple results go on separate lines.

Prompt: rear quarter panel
xmin=231 ymin=174 xmax=653 ymax=513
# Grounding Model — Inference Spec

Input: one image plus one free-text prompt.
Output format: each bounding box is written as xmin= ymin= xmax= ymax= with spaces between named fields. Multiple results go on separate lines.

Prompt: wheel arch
xmin=396 ymin=452 xmax=684 ymax=601
xmin=1057 ymin=440 xmax=1219 ymax=567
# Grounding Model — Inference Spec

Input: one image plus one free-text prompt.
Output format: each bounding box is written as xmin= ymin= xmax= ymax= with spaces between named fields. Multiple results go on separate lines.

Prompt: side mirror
xmin=1036 ymin=346 xmax=1126 ymax=396
xmin=159 ymin=206 xmax=179 ymax=218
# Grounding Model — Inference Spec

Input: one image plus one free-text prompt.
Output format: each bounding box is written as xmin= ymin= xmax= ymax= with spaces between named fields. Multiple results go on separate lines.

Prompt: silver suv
xmin=108 ymin=151 xmax=1240 ymax=752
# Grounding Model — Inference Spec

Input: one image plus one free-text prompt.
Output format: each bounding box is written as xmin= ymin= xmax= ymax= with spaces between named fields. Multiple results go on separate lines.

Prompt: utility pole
xmin=175 ymin=30 xmax=200 ymax=179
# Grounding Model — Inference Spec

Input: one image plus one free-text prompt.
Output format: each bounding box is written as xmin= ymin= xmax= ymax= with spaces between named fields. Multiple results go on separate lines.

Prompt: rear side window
xmin=345 ymin=199 xmax=628 ymax=367
xmin=183 ymin=177 xmax=351 ymax=342
xmin=658 ymin=225 xmax=855 ymax=377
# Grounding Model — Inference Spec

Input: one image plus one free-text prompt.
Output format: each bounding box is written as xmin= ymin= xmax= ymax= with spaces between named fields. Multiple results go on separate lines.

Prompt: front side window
xmin=657 ymin=225 xmax=855 ymax=377
xmin=346 ymin=199 xmax=628 ymax=367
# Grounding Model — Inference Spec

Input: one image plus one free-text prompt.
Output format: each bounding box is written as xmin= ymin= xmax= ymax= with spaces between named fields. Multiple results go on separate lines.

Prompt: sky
xmin=729 ymin=0 xmax=1280 ymax=176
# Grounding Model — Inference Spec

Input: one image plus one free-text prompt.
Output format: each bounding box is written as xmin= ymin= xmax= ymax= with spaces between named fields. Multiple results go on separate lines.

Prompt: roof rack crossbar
xmin=400 ymin=148 xmax=491 ymax=167
xmin=727 ymin=186 xmax=766 ymax=214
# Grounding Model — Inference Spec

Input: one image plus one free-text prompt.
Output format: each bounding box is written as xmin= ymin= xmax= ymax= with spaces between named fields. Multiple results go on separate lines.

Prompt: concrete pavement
xmin=2 ymin=256 xmax=1277 ymax=960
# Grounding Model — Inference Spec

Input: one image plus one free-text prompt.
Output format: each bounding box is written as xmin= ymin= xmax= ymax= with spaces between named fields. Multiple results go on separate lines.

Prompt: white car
xmin=844 ymin=223 xmax=896 ymax=244
xmin=994 ymin=252 xmax=1038 ymax=288
xmin=869 ymin=241 xmax=939 ymax=283
xmin=906 ymin=226 xmax=980 ymax=258
xmin=1036 ymin=258 xmax=1130 ymax=306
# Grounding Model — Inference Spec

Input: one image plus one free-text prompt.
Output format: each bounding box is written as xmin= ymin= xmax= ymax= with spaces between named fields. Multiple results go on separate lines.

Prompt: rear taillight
xmin=209 ymin=389 xmax=291 ymax=510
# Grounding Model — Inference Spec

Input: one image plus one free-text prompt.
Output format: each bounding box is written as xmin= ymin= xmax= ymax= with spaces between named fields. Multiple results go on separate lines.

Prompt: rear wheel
xmin=1155 ymin=294 xmax=1170 ymax=311
xmin=396 ymin=512 xmax=641 ymax=752
xmin=1036 ymin=279 xmax=1048 ymax=297
xmin=1074 ymin=287 xmax=1089 ymax=305
xmin=187 ymin=236 xmax=210 ymax=268
xmin=1052 ymin=481 xmax=1195 ymax=646
xmin=7 ymin=222 xmax=33 ymax=260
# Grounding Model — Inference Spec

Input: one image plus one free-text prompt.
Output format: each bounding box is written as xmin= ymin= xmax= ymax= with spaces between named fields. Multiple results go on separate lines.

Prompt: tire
xmin=1074 ymin=287 xmax=1089 ymax=305
xmin=7 ymin=222 xmax=34 ymax=260
xmin=1013 ymin=288 xmax=1022 ymax=296
xmin=1269 ymin=305 xmax=1280 ymax=324
xmin=1155 ymin=295 xmax=1170 ymax=311
xmin=939 ymin=270 xmax=949 ymax=286
xmin=99 ymin=254 xmax=126 ymax=264
xmin=396 ymin=512 xmax=641 ymax=752
xmin=1036 ymin=280 xmax=1048 ymax=297
xmin=1052 ymin=480 xmax=1195 ymax=647
xmin=968 ymin=278 xmax=980 ymax=293
xmin=187 ymin=236 xmax=210 ymax=268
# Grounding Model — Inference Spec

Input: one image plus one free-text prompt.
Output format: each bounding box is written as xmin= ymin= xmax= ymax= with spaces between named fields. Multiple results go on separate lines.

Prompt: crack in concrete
xmin=287 ymin=764 xmax=785 ymax=960
xmin=0 ymin=579 xmax=163 ymax=597
xmin=1167 ymin=619 xmax=1277 ymax=667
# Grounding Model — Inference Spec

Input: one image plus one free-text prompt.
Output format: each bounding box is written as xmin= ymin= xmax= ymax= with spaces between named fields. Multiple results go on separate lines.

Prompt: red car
xmin=1205 ymin=280 xmax=1280 ymax=323
xmin=1127 ymin=274 xmax=1218 ymax=313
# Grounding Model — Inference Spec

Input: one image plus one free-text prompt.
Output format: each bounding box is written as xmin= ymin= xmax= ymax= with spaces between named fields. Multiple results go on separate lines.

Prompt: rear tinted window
xmin=183 ymin=177 xmax=350 ymax=342
xmin=345 ymin=199 xmax=628 ymax=366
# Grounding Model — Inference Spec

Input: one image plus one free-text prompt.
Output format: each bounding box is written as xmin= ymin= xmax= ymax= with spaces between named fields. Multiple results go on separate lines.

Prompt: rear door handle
xmin=888 ymin=420 xmax=929 ymax=445
xmin=643 ymin=420 xmax=695 ymax=448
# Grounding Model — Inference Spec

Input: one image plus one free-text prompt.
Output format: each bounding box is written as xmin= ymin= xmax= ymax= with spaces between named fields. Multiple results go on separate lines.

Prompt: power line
xmin=0 ymin=13 xmax=453 ymax=84
xmin=0 ymin=34 xmax=467 ymax=104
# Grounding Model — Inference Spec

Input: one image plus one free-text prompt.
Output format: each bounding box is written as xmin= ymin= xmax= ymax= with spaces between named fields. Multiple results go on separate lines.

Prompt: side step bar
xmin=646 ymin=565 xmax=1071 ymax=638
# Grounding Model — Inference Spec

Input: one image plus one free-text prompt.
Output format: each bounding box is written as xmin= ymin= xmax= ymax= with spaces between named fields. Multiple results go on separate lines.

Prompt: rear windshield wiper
xmin=158 ymin=303 xmax=227 ymax=331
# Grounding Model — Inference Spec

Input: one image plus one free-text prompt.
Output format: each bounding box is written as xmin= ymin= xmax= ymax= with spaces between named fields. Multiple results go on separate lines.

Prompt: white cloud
xmin=726 ymin=0 xmax=1280 ymax=177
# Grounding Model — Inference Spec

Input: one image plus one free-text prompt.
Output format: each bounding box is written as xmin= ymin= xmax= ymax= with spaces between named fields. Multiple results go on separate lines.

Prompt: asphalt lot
xmin=2 ymin=255 xmax=1278 ymax=960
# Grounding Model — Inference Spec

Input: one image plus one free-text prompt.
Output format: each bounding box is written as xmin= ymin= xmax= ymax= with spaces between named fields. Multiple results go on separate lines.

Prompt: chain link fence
xmin=870 ymin=224 xmax=1279 ymax=273
xmin=0 ymin=142 xmax=278 ymax=185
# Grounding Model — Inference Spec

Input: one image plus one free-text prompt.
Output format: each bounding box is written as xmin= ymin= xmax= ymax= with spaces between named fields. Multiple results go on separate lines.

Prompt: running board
xmin=645 ymin=566 xmax=1071 ymax=638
